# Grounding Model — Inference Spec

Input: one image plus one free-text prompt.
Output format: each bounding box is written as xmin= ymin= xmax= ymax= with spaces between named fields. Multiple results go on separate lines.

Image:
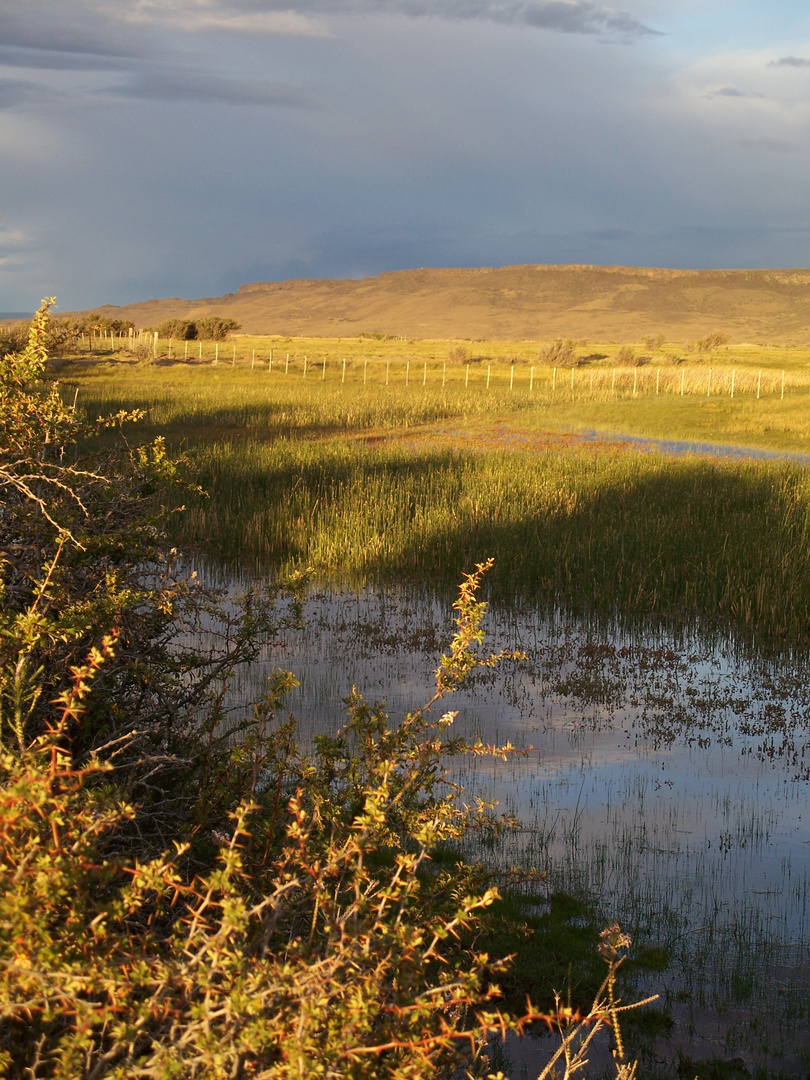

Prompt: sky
xmin=2 ymin=0 xmax=810 ymax=310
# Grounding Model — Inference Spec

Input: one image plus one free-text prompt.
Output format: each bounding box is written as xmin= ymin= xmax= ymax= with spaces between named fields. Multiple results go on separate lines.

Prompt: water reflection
xmin=201 ymin=578 xmax=810 ymax=1074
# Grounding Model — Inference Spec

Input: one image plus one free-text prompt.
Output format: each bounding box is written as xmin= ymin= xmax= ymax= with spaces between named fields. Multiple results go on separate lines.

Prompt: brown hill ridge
xmin=77 ymin=264 xmax=810 ymax=342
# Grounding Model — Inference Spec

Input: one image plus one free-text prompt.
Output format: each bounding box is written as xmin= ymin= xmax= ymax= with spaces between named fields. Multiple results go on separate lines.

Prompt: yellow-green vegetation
xmin=182 ymin=440 xmax=810 ymax=642
xmin=71 ymin=332 xmax=810 ymax=451
xmin=67 ymin=337 xmax=810 ymax=646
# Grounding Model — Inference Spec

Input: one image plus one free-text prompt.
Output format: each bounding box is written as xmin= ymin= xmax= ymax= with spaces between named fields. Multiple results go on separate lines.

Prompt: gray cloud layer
xmin=0 ymin=0 xmax=660 ymax=68
xmin=0 ymin=76 xmax=57 ymax=108
xmin=109 ymin=70 xmax=314 ymax=107
xmin=770 ymin=56 xmax=810 ymax=68
xmin=283 ymin=0 xmax=661 ymax=37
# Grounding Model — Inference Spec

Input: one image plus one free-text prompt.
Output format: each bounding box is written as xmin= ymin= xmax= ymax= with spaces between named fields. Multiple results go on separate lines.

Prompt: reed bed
xmin=67 ymin=357 xmax=810 ymax=646
xmin=180 ymin=437 xmax=810 ymax=646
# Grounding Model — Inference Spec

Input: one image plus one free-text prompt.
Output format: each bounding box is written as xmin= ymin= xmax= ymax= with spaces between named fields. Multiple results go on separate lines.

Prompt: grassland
xmin=66 ymin=335 xmax=810 ymax=647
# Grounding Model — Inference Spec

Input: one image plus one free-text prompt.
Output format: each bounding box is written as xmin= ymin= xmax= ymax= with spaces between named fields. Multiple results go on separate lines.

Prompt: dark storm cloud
xmin=226 ymin=0 xmax=660 ymax=38
xmin=108 ymin=70 xmax=314 ymax=108
xmin=769 ymin=56 xmax=810 ymax=67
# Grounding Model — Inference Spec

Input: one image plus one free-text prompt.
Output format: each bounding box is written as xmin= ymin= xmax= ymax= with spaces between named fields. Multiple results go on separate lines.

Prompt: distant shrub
xmin=696 ymin=331 xmax=729 ymax=353
xmin=616 ymin=345 xmax=636 ymax=365
xmin=0 ymin=316 xmax=86 ymax=359
xmin=539 ymin=338 xmax=576 ymax=366
xmin=0 ymin=322 xmax=28 ymax=358
xmin=157 ymin=318 xmax=198 ymax=340
xmin=643 ymin=334 xmax=665 ymax=352
xmin=194 ymin=316 xmax=241 ymax=341
xmin=448 ymin=344 xmax=469 ymax=363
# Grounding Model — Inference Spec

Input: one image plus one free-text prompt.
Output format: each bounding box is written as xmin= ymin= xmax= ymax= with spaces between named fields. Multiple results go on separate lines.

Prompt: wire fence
xmin=80 ymin=332 xmax=810 ymax=401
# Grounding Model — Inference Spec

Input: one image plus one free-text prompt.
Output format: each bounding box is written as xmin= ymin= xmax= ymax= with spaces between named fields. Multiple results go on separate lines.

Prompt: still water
xmin=220 ymin=581 xmax=810 ymax=1075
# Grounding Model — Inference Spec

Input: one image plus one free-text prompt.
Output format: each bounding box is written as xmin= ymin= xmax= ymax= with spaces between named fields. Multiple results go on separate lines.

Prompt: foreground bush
xmin=0 ymin=305 xmax=646 ymax=1078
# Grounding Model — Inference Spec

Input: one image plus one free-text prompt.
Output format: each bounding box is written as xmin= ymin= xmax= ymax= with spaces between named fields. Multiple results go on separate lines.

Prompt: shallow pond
xmin=218 ymin=582 xmax=810 ymax=1076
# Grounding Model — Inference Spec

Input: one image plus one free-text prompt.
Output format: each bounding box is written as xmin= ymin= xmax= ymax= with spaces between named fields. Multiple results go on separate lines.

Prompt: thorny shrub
xmin=0 ymin=304 xmax=650 ymax=1078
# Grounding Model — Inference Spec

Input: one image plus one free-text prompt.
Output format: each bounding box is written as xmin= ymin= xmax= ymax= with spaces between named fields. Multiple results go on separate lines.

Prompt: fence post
xmin=303 ymin=355 xmax=307 ymax=378
xmin=406 ymin=360 xmax=410 ymax=385
xmin=782 ymin=370 xmax=785 ymax=399
xmin=285 ymin=353 xmax=289 ymax=374
xmin=184 ymin=340 xmax=189 ymax=360
xmin=442 ymin=361 xmax=446 ymax=388
xmin=342 ymin=358 xmax=346 ymax=384
xmin=423 ymin=361 xmax=427 ymax=386
xmin=509 ymin=365 xmax=514 ymax=392
xmin=486 ymin=364 xmax=491 ymax=389
xmin=214 ymin=342 xmax=218 ymax=365
xmin=322 ymin=358 xmax=326 ymax=381
xmin=153 ymin=332 xmax=158 ymax=358
xmin=465 ymin=363 xmax=469 ymax=388
xmin=232 ymin=344 xmax=236 ymax=366
xmin=530 ymin=365 xmax=534 ymax=392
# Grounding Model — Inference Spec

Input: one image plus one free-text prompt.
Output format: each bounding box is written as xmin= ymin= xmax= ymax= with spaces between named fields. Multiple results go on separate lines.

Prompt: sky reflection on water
xmin=216 ymin=582 xmax=810 ymax=1072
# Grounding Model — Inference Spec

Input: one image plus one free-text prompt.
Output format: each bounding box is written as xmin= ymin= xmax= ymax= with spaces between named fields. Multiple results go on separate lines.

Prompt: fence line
xmin=77 ymin=339 xmax=810 ymax=401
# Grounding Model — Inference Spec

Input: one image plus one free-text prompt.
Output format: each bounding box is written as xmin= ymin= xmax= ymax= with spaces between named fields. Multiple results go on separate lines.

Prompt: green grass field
xmin=65 ymin=336 xmax=810 ymax=646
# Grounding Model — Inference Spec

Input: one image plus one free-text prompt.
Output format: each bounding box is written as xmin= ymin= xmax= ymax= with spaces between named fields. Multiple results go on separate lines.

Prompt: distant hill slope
xmin=72 ymin=265 xmax=810 ymax=342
